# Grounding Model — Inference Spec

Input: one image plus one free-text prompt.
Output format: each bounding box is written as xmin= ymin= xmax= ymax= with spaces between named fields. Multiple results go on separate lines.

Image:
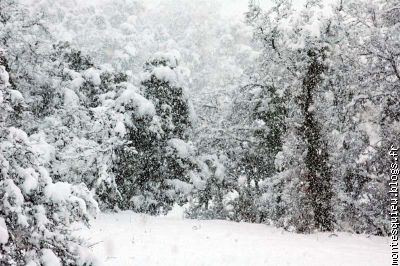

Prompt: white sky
xmin=219 ymin=0 xmax=271 ymax=18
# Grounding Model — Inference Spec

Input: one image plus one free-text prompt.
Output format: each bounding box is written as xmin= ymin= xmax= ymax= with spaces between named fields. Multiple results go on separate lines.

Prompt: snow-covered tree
xmin=34 ymin=42 xmax=136 ymax=210
xmin=330 ymin=0 xmax=398 ymax=235
xmin=115 ymin=51 xmax=196 ymax=214
xmin=240 ymin=0 xmax=395 ymax=235
xmin=242 ymin=0 xmax=336 ymax=232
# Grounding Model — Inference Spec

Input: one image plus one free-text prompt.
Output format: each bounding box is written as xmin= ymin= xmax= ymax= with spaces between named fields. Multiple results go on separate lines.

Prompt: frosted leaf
xmin=20 ymin=167 xmax=39 ymax=194
xmin=167 ymin=138 xmax=194 ymax=159
xmin=70 ymin=77 xmax=85 ymax=90
xmin=63 ymin=88 xmax=80 ymax=107
xmin=274 ymin=151 xmax=285 ymax=171
xmin=152 ymin=66 xmax=177 ymax=84
xmin=151 ymin=50 xmax=181 ymax=68
xmin=30 ymin=133 xmax=56 ymax=164
xmin=124 ymin=45 xmax=137 ymax=56
xmin=166 ymin=179 xmax=193 ymax=194
xmin=238 ymin=175 xmax=247 ymax=186
xmin=9 ymin=89 xmax=24 ymax=105
xmin=3 ymin=179 xmax=24 ymax=207
xmin=222 ymin=190 xmax=239 ymax=210
xmin=0 ymin=217 xmax=9 ymax=244
xmin=114 ymin=120 xmax=126 ymax=136
xmin=35 ymin=205 xmax=49 ymax=229
xmin=189 ymin=171 xmax=206 ymax=190
xmin=0 ymin=66 xmax=9 ymax=85
xmin=17 ymin=213 xmax=29 ymax=227
xmin=38 ymin=166 xmax=52 ymax=185
xmin=116 ymin=89 xmax=156 ymax=117
xmin=7 ymin=127 xmax=29 ymax=143
xmin=44 ymin=182 xmax=72 ymax=203
xmin=41 ymin=249 xmax=61 ymax=266
xmin=83 ymin=68 xmax=101 ymax=86
xmin=359 ymin=122 xmax=381 ymax=146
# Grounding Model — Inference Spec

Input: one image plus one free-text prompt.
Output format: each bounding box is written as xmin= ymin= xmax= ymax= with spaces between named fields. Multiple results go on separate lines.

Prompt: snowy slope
xmin=80 ymin=211 xmax=389 ymax=266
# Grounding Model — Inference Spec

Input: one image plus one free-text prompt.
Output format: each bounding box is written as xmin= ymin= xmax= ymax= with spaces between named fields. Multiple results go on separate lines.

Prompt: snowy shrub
xmin=32 ymin=43 xmax=130 ymax=210
xmin=0 ymin=127 xmax=98 ymax=265
xmin=186 ymin=154 xmax=237 ymax=220
xmin=0 ymin=59 xmax=98 ymax=265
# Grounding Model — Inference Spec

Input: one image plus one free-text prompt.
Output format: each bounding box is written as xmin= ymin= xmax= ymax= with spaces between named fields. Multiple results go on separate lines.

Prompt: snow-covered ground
xmin=80 ymin=211 xmax=390 ymax=266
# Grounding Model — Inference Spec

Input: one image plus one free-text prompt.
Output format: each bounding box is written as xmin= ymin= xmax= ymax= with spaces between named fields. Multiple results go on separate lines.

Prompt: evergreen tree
xmin=115 ymin=51 xmax=196 ymax=214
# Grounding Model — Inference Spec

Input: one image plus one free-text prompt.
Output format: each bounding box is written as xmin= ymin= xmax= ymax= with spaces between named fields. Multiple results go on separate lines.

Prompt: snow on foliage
xmin=0 ymin=66 xmax=9 ymax=85
xmin=0 ymin=218 xmax=9 ymax=245
xmin=0 ymin=53 xmax=98 ymax=264
xmin=152 ymin=66 xmax=178 ymax=84
xmin=63 ymin=88 xmax=80 ymax=107
xmin=167 ymin=138 xmax=194 ymax=159
xmin=83 ymin=68 xmax=102 ymax=86
xmin=115 ymin=88 xmax=156 ymax=117
xmin=40 ymin=249 xmax=61 ymax=266
xmin=44 ymin=182 xmax=72 ymax=202
xmin=0 ymin=124 xmax=99 ymax=265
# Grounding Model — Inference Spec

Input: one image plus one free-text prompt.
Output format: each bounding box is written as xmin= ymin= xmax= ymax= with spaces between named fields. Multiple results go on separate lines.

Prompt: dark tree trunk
xmin=300 ymin=48 xmax=334 ymax=231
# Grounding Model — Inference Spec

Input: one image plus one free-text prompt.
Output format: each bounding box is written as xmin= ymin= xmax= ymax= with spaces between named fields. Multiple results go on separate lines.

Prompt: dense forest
xmin=0 ymin=0 xmax=398 ymax=265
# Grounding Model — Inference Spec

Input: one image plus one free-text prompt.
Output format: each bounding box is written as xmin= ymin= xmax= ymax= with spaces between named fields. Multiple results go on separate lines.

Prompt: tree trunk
xmin=300 ymin=48 xmax=333 ymax=231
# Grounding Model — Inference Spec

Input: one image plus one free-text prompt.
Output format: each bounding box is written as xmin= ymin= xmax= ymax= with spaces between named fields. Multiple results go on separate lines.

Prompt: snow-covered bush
xmin=186 ymin=154 xmax=234 ymax=220
xmin=33 ymin=42 xmax=134 ymax=210
xmin=0 ymin=127 xmax=98 ymax=266
xmin=0 ymin=58 xmax=98 ymax=265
